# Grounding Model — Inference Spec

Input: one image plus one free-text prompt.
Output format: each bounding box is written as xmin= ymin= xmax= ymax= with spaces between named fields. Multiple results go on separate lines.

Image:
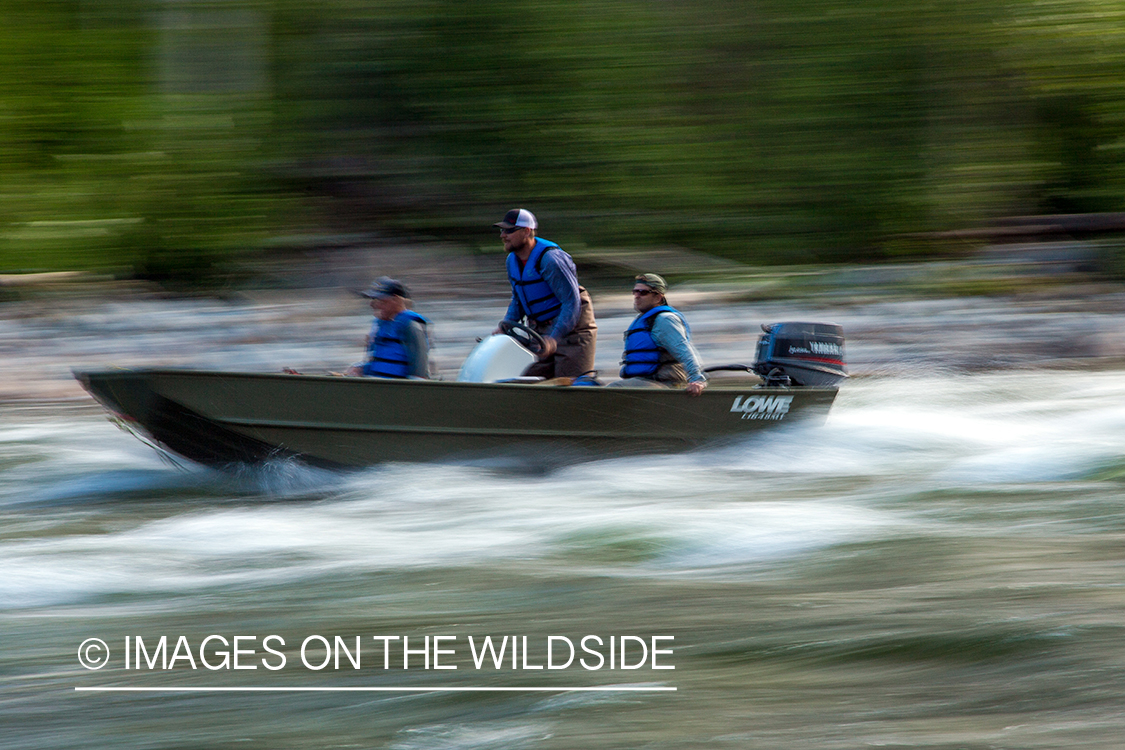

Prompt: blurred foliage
xmin=0 ymin=0 xmax=281 ymax=285
xmin=4 ymin=0 xmax=1125 ymax=284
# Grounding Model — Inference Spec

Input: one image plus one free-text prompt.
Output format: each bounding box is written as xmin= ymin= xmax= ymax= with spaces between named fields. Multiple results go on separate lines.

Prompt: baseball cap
xmin=361 ymin=276 xmax=410 ymax=299
xmin=634 ymin=273 xmax=668 ymax=294
xmin=493 ymin=208 xmax=538 ymax=230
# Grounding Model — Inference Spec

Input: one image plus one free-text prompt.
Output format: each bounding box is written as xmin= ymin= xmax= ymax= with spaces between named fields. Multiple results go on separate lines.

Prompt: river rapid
xmin=3 ymin=284 xmax=1125 ymax=749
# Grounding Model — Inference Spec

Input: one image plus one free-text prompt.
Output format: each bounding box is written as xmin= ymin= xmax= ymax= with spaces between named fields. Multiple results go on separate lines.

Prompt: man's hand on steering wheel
xmin=538 ymin=336 xmax=558 ymax=360
xmin=497 ymin=320 xmax=549 ymax=356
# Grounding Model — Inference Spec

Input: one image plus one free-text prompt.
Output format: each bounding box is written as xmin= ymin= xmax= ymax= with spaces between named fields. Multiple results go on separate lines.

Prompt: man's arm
xmin=502 ymin=296 xmax=523 ymax=326
xmin=651 ymin=313 xmax=707 ymax=387
xmin=402 ymin=320 xmax=431 ymax=379
xmin=537 ymin=249 xmax=582 ymax=341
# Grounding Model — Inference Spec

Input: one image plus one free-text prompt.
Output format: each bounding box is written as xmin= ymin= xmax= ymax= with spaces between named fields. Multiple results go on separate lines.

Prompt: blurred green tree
xmin=4 ymin=0 xmax=1125 ymax=283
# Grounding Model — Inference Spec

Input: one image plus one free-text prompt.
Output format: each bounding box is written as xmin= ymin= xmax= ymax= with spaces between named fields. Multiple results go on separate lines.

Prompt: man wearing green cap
xmin=613 ymin=273 xmax=707 ymax=395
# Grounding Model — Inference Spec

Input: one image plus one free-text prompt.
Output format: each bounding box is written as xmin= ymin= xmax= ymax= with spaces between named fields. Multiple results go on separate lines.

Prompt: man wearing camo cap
xmin=612 ymin=273 xmax=707 ymax=395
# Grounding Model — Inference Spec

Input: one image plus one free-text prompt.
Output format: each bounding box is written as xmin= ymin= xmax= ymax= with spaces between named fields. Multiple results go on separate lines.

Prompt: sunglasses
xmin=632 ymin=289 xmax=657 ymax=296
xmin=500 ymin=227 xmax=525 ymax=235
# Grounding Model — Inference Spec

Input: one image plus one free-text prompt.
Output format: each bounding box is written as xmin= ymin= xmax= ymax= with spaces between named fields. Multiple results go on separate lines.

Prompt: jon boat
xmin=74 ymin=321 xmax=846 ymax=470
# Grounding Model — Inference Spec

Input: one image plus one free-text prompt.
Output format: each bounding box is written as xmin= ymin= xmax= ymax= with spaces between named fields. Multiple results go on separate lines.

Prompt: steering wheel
xmin=498 ymin=320 xmax=547 ymax=355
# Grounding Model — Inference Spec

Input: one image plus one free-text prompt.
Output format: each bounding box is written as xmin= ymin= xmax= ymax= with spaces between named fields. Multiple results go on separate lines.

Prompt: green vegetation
xmin=4 ymin=0 xmax=1125 ymax=284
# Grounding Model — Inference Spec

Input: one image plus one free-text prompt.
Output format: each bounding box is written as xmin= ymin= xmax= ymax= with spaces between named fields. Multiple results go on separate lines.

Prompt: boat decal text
xmin=787 ymin=341 xmax=842 ymax=357
xmin=730 ymin=394 xmax=793 ymax=420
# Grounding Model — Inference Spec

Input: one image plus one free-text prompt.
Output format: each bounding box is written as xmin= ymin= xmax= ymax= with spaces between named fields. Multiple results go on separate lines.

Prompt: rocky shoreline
xmin=3 ymin=253 xmax=1125 ymax=402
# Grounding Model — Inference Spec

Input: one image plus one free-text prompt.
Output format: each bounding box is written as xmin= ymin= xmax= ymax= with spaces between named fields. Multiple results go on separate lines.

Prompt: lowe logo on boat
xmin=730 ymin=394 xmax=793 ymax=420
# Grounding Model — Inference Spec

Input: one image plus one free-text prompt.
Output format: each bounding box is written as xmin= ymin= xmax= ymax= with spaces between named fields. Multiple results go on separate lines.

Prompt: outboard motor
xmin=752 ymin=322 xmax=847 ymax=387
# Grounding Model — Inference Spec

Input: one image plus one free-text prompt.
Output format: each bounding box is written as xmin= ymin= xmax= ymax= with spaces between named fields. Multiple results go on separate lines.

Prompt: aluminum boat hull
xmin=74 ymin=368 xmax=838 ymax=469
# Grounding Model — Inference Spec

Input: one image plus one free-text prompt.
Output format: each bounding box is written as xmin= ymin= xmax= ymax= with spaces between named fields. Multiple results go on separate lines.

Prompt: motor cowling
xmin=457 ymin=334 xmax=537 ymax=382
xmin=752 ymin=322 xmax=847 ymax=387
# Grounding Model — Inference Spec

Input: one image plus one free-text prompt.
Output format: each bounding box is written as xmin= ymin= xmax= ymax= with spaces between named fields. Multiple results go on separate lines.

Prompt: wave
xmin=3 ymin=370 xmax=1123 ymax=608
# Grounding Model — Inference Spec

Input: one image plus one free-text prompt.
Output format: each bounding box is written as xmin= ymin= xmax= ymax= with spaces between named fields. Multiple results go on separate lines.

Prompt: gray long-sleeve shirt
xmin=398 ymin=319 xmax=431 ymax=379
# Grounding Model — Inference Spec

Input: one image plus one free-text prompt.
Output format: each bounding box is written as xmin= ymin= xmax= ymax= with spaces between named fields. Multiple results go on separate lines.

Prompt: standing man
xmin=346 ymin=277 xmax=431 ymax=379
xmin=494 ymin=208 xmax=597 ymax=379
xmin=614 ymin=273 xmax=707 ymax=395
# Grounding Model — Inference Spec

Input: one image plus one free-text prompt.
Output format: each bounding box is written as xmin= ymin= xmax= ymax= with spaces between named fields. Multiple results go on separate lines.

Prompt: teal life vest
xmin=506 ymin=238 xmax=565 ymax=324
xmin=364 ymin=310 xmax=429 ymax=378
xmin=620 ymin=306 xmax=688 ymax=378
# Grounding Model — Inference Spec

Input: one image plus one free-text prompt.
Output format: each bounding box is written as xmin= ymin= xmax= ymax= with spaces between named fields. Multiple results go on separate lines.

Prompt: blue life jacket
xmin=506 ymin=238 xmax=566 ymax=324
xmin=620 ymin=306 xmax=689 ymax=378
xmin=364 ymin=310 xmax=429 ymax=378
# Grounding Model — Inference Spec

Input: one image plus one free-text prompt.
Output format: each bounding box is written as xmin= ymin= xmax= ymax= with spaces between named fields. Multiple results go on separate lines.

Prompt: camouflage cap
xmin=634 ymin=273 xmax=668 ymax=294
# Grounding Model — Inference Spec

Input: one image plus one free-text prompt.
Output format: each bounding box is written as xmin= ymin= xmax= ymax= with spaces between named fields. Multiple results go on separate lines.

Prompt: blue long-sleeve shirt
xmin=650 ymin=312 xmax=706 ymax=384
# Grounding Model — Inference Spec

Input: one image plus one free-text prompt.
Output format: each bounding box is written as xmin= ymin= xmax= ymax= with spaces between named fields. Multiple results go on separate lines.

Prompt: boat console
xmin=456 ymin=333 xmax=539 ymax=382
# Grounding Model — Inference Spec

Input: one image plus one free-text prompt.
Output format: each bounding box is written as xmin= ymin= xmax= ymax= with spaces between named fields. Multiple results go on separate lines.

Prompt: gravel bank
xmin=3 ymin=259 xmax=1125 ymax=401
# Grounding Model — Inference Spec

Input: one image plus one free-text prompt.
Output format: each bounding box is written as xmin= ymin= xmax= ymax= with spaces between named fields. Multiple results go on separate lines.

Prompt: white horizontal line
xmin=75 ymin=686 xmax=676 ymax=693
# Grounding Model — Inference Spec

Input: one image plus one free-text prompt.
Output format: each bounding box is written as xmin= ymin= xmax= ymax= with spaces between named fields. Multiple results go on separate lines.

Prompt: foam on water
xmin=2 ymin=463 xmax=903 ymax=607
xmin=388 ymin=721 xmax=553 ymax=750
xmin=2 ymin=370 xmax=1123 ymax=609
xmin=763 ymin=371 xmax=1125 ymax=485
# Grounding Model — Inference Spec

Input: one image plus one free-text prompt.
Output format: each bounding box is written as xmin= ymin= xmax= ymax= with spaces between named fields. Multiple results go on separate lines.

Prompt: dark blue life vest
xmin=364 ymin=309 xmax=428 ymax=378
xmin=620 ymin=306 xmax=688 ymax=378
xmin=506 ymin=238 xmax=566 ymax=324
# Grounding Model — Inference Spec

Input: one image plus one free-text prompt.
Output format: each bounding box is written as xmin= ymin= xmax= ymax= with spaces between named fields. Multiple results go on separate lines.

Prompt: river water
xmin=3 ymin=284 xmax=1125 ymax=749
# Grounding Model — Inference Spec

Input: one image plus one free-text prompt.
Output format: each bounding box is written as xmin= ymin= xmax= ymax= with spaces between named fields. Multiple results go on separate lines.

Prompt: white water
xmin=4 ymin=292 xmax=1125 ymax=749
xmin=4 ymin=370 xmax=1122 ymax=612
